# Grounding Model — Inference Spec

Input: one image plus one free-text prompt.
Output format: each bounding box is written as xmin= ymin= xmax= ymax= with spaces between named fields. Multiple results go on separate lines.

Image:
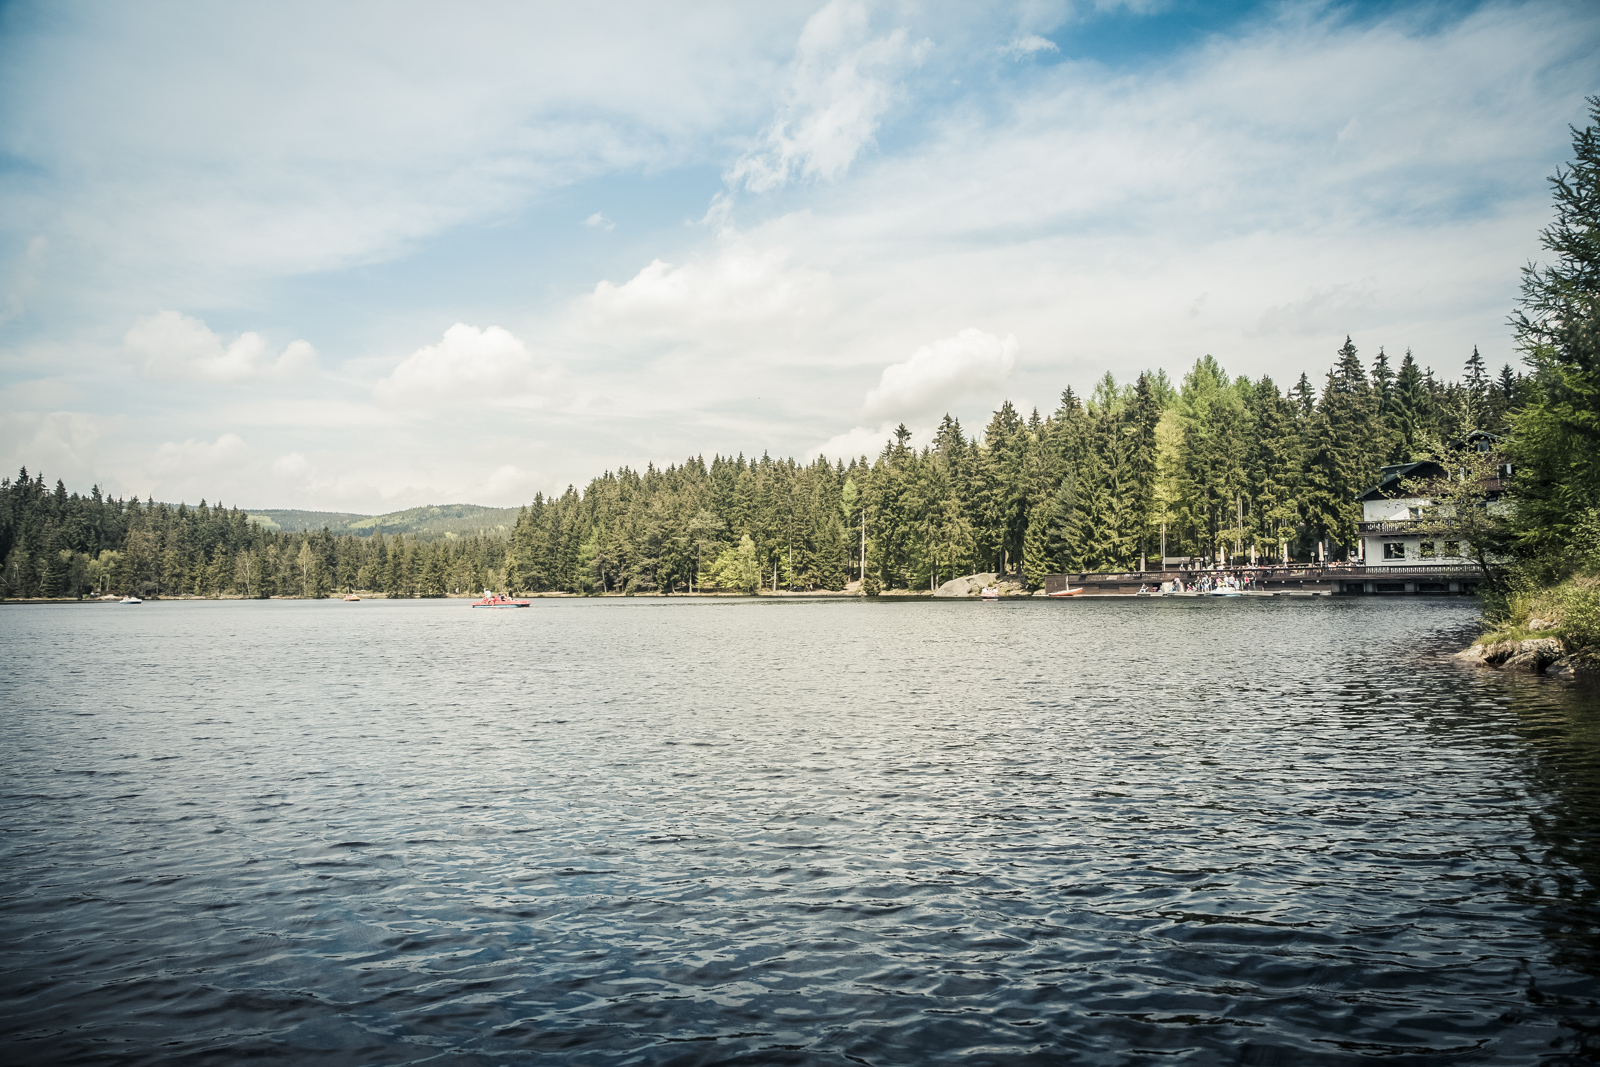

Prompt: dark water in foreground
xmin=2 ymin=596 xmax=1599 ymax=1066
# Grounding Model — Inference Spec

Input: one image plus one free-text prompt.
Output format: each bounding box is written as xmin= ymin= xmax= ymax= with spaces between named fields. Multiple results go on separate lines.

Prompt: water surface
xmin=2 ymin=596 xmax=1598 ymax=1065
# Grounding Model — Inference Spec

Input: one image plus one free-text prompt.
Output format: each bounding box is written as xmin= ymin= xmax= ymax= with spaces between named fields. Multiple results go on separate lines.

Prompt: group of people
xmin=1138 ymin=573 xmax=1257 ymax=594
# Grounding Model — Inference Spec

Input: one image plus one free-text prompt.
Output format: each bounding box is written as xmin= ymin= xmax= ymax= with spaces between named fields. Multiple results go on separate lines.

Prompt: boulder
xmin=1546 ymin=655 xmax=1599 ymax=681
xmin=1458 ymin=636 xmax=1566 ymax=673
xmin=935 ymin=572 xmax=997 ymax=598
xmin=1502 ymin=638 xmax=1564 ymax=672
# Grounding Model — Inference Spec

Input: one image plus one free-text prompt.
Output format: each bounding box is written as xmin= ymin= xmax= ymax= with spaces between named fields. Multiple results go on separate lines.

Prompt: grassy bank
xmin=1478 ymin=574 xmax=1600 ymax=665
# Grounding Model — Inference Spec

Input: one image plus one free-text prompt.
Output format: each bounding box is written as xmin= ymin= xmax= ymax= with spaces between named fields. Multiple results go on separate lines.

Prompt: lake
xmin=2 ymin=596 xmax=1598 ymax=1065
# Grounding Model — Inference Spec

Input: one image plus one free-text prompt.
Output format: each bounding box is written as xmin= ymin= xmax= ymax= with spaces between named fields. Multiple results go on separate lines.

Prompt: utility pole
xmin=1234 ymin=494 xmax=1243 ymax=564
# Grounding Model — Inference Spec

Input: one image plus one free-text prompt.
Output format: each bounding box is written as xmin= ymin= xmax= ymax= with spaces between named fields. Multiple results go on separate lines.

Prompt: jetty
xmin=1043 ymin=564 xmax=1484 ymax=597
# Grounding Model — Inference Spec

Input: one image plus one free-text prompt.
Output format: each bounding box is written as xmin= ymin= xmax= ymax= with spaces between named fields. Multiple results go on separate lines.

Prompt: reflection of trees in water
xmin=1503 ymin=680 xmax=1600 ymax=979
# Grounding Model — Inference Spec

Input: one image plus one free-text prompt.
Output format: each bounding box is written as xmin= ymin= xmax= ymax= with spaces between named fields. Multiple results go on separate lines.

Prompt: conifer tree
xmin=1509 ymin=95 xmax=1600 ymax=555
xmin=1463 ymin=345 xmax=1490 ymax=432
xmin=1247 ymin=377 xmax=1302 ymax=561
xmin=1489 ymin=364 xmax=1519 ymax=430
xmin=1292 ymin=373 xmax=1316 ymax=418
xmin=1391 ymin=349 xmax=1432 ymax=460
xmin=1371 ymin=347 xmax=1400 ymax=462
xmin=1126 ymin=373 xmax=1161 ymax=566
xmin=1303 ymin=338 xmax=1381 ymax=554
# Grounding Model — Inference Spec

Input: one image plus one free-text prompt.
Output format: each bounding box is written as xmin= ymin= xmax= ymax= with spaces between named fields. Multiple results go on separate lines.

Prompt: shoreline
xmin=5 ymin=588 xmax=1453 ymax=604
xmin=22 ymin=591 xmax=1584 ymax=683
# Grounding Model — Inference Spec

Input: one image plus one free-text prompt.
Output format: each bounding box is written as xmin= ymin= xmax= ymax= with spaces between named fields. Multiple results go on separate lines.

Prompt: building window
xmin=1384 ymin=543 xmax=1406 ymax=560
xmin=1420 ymin=541 xmax=1436 ymax=558
xmin=1444 ymin=540 xmax=1460 ymax=557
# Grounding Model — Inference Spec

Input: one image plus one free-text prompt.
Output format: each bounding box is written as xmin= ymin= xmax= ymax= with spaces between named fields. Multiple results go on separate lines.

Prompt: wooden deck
xmin=1043 ymin=564 xmax=1484 ymax=597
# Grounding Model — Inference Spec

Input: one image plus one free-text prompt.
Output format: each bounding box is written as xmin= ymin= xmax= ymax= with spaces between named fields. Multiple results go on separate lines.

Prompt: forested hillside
xmin=1 ymin=340 xmax=1518 ymax=598
xmin=244 ymin=509 xmax=372 ymax=534
xmin=248 ymin=503 xmax=520 ymax=540
xmin=1480 ymin=97 xmax=1600 ymax=660
xmin=0 ymin=483 xmax=511 ymax=599
xmin=504 ymin=343 xmax=1519 ymax=595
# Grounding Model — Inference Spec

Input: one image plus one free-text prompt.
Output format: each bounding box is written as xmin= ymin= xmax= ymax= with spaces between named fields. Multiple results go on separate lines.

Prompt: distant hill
xmin=247 ymin=503 xmax=521 ymax=540
xmin=245 ymin=509 xmax=371 ymax=533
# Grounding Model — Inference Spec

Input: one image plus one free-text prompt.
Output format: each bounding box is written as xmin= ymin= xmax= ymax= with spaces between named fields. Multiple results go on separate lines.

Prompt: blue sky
xmin=0 ymin=0 xmax=1595 ymax=511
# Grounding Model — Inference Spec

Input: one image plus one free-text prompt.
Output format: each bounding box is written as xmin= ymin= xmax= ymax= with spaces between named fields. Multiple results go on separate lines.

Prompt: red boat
xmin=1046 ymin=587 xmax=1085 ymax=597
xmin=471 ymin=592 xmax=531 ymax=608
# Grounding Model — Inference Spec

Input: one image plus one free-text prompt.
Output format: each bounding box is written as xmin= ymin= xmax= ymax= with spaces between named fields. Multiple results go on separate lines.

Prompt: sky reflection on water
xmin=2 ymin=597 xmax=1598 ymax=1065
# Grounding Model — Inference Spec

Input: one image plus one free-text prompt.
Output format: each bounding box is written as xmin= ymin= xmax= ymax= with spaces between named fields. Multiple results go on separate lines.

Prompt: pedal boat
xmin=472 ymin=593 xmax=531 ymax=608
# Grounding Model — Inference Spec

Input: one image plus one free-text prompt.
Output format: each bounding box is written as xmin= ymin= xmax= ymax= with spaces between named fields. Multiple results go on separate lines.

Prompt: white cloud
xmin=272 ymin=452 xmax=309 ymax=478
xmin=4 ymin=3 xmax=1597 ymax=513
xmin=125 ymin=311 xmax=317 ymax=383
xmin=374 ymin=324 xmax=562 ymax=409
xmin=1252 ymin=279 xmax=1382 ymax=337
xmin=863 ymin=329 xmax=1019 ymax=420
xmin=1000 ymin=34 xmax=1058 ymax=59
xmin=1 ymin=235 xmax=48 ymax=324
xmin=0 ymin=410 xmax=116 ymax=490
xmin=729 ymin=0 xmax=919 ymax=192
xmin=0 ymin=5 xmax=806 ymax=310
xmin=150 ymin=432 xmax=249 ymax=476
xmin=479 ymin=464 xmax=543 ymax=501
xmin=585 ymin=244 xmax=831 ymax=333
xmin=583 ymin=212 xmax=615 ymax=231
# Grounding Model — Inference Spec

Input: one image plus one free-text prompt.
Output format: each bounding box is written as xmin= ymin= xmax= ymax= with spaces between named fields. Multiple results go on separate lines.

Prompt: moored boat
xmin=1046 ymin=587 xmax=1084 ymax=597
xmin=120 ymin=596 xmax=142 ymax=604
xmin=979 ymin=586 xmax=1001 ymax=600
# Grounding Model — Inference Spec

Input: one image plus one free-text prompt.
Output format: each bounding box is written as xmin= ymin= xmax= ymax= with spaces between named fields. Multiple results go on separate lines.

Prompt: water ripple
xmin=2 ymin=597 xmax=1599 ymax=1064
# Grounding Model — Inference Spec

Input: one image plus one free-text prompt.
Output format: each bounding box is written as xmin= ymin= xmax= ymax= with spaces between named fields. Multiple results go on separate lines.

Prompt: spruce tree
xmin=1291 ymin=373 xmax=1316 ymax=418
xmin=1371 ymin=347 xmax=1401 ymax=462
xmin=1493 ymin=364 xmax=1519 ymax=429
xmin=1392 ymin=349 xmax=1432 ymax=460
xmin=1509 ymin=95 xmax=1600 ymax=555
xmin=1463 ymin=345 xmax=1490 ymax=432
xmin=1247 ymin=377 xmax=1302 ymax=561
xmin=1303 ymin=338 xmax=1381 ymax=554
xmin=1126 ymin=373 xmax=1161 ymax=566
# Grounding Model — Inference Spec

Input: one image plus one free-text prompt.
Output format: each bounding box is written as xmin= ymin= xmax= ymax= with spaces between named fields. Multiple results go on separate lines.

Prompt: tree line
xmin=504 ymin=342 xmax=1521 ymax=595
xmin=1498 ymin=98 xmax=1600 ymax=614
xmin=1 ymin=335 xmax=1523 ymax=599
xmin=7 ymin=100 xmax=1593 ymax=611
xmin=0 ymin=482 xmax=510 ymax=599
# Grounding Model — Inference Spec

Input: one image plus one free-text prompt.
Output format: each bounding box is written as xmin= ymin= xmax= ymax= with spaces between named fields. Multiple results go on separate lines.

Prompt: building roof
xmin=1354 ymin=460 xmax=1446 ymax=502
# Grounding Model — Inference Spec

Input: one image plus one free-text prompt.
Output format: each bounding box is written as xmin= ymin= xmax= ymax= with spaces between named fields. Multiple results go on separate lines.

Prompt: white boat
xmin=979 ymin=586 xmax=1001 ymax=600
xmin=1204 ymin=588 xmax=1242 ymax=597
xmin=120 ymin=596 xmax=142 ymax=604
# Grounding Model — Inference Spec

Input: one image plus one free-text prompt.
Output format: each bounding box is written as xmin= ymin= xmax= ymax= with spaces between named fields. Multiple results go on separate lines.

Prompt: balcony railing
xmin=1357 ymin=520 xmax=1416 ymax=534
xmin=1049 ymin=563 xmax=1484 ymax=581
xmin=1357 ymin=520 xmax=1466 ymax=536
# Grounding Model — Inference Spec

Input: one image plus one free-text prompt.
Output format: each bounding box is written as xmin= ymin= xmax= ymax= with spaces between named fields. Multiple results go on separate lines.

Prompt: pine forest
xmin=0 ymin=342 xmax=1528 ymax=600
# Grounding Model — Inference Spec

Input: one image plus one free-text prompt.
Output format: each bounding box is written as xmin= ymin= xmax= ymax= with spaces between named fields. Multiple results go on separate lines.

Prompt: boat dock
xmin=1043 ymin=564 xmax=1484 ymax=597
